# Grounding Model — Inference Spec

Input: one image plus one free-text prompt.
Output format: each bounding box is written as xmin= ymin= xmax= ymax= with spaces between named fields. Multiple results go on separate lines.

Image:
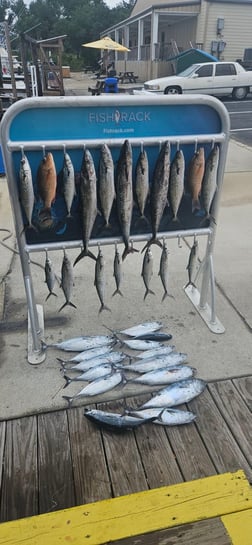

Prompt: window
xmin=215 ymin=63 xmax=236 ymax=76
xmin=195 ymin=65 xmax=213 ymax=77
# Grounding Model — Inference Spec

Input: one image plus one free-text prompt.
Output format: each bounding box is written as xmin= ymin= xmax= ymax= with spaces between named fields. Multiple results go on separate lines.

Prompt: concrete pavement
xmin=0 ymin=76 xmax=251 ymax=420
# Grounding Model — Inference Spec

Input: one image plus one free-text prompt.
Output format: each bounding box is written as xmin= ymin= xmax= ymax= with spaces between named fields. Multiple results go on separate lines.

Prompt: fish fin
xmin=58 ymin=301 xmax=77 ymax=313
xmin=192 ymin=198 xmax=201 ymax=213
xmin=161 ymin=291 xmax=174 ymax=302
xmin=122 ymin=244 xmax=139 ymax=261
xmin=45 ymin=291 xmax=57 ymax=301
xmin=141 ymin=238 xmax=163 ymax=253
xmin=144 ymin=288 xmax=155 ymax=300
xmin=62 ymin=395 xmax=74 ymax=408
xmin=63 ymin=375 xmax=72 ymax=388
xmin=112 ymin=288 xmax=123 ymax=297
xmin=98 ymin=304 xmax=111 ymax=314
xmin=74 ymin=248 xmax=97 ymax=265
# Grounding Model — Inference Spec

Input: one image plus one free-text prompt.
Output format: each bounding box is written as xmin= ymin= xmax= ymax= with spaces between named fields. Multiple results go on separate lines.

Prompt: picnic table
xmin=118 ymin=71 xmax=138 ymax=83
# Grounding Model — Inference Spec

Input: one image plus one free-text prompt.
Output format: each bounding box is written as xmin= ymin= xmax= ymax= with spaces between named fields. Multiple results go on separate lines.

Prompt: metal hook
xmin=63 ymin=144 xmax=66 ymax=154
xmin=42 ymin=145 xmax=46 ymax=158
xmin=211 ymin=139 xmax=215 ymax=150
xmin=194 ymin=139 xmax=198 ymax=153
xmin=20 ymin=146 xmax=25 ymax=159
xmin=176 ymin=140 xmax=180 ymax=151
xmin=140 ymin=140 xmax=144 ymax=153
xmin=178 ymin=235 xmax=182 ymax=249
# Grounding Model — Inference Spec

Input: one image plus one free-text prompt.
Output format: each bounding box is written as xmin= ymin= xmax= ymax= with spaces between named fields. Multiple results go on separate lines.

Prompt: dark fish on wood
xmin=74 ymin=148 xmax=97 ymax=264
xmin=84 ymin=408 xmax=155 ymax=431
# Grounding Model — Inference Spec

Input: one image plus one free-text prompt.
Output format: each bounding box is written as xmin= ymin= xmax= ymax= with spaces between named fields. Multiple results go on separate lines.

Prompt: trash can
xmin=104 ymin=77 xmax=118 ymax=93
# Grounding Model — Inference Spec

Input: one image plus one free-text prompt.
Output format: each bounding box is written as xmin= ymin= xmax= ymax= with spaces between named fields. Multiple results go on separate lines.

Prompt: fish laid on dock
xmin=138 ymin=378 xmax=206 ymax=409
xmin=63 ymin=370 xmax=124 ymax=406
xmin=84 ymin=409 xmax=155 ymax=431
xmin=128 ymin=364 xmax=194 ymax=385
xmin=50 ymin=334 xmax=114 ymax=352
xmin=127 ymin=407 xmax=196 ymax=426
xmin=120 ymin=321 xmax=163 ymax=337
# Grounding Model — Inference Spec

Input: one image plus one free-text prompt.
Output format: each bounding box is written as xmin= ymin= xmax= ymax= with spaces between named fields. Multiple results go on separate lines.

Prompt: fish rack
xmin=0 ymin=94 xmax=230 ymax=363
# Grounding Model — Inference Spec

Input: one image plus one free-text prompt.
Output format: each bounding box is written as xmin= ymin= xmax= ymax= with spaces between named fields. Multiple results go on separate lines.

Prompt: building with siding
xmin=103 ymin=0 xmax=252 ymax=81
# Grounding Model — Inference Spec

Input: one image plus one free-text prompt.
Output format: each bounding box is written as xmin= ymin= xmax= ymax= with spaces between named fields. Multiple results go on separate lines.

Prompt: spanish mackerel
xmin=159 ymin=241 xmax=173 ymax=301
xmin=63 ymin=371 xmax=124 ymax=407
xmin=115 ymin=140 xmax=138 ymax=260
xmin=56 ymin=345 xmax=114 ymax=364
xmin=122 ymin=339 xmax=164 ymax=351
xmin=112 ymin=246 xmax=123 ymax=297
xmin=120 ymin=353 xmax=187 ymax=373
xmin=74 ymin=148 xmax=97 ymax=264
xmin=169 ymin=149 xmax=185 ymax=222
xmin=98 ymin=143 xmax=115 ymax=228
xmin=135 ymin=345 xmax=175 ymax=360
xmin=135 ymin=148 xmax=149 ymax=220
xmin=129 ymin=365 xmax=194 ymax=385
xmin=84 ymin=409 xmax=155 ymax=431
xmin=63 ymin=363 xmax=114 ymax=387
xmin=142 ymin=247 xmax=155 ymax=299
xmin=201 ymin=145 xmax=219 ymax=219
xmin=95 ymin=246 xmax=111 ymax=313
xmin=120 ymin=321 xmax=163 ymax=337
xmin=127 ymin=407 xmax=196 ymax=426
xmin=19 ymin=154 xmax=35 ymax=230
xmin=60 ymin=352 xmax=126 ymax=372
xmin=44 ymin=252 xmax=57 ymax=300
xmin=142 ymin=140 xmax=170 ymax=251
xmin=62 ymin=152 xmax=75 ymax=217
xmin=139 ymin=378 xmax=206 ymax=409
xmin=49 ymin=334 xmax=114 ymax=352
xmin=58 ymin=251 xmax=76 ymax=312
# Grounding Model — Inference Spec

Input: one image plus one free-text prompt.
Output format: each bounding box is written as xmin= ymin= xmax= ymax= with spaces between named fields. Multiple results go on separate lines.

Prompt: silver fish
xmin=74 ymin=149 xmax=97 ymax=264
xmin=115 ymin=140 xmax=138 ymax=260
xmin=59 ymin=251 xmax=76 ymax=312
xmin=94 ymin=246 xmax=111 ymax=313
xmin=185 ymin=239 xmax=199 ymax=288
xmin=50 ymin=334 xmax=114 ymax=352
xmin=158 ymin=241 xmax=172 ymax=301
xmin=62 ymin=152 xmax=75 ymax=217
xmin=201 ymin=145 xmax=219 ymax=219
xmin=63 ymin=363 xmax=114 ymax=387
xmin=99 ymin=143 xmax=115 ymax=227
xmin=127 ymin=407 xmax=196 ymax=426
xmin=142 ymin=247 xmax=155 ymax=300
xmin=112 ymin=246 xmax=123 ymax=297
xmin=84 ymin=409 xmax=154 ymax=430
xmin=142 ymin=140 xmax=170 ymax=251
xmin=120 ymin=321 xmax=163 ymax=337
xmin=135 ymin=345 xmax=174 ymax=360
xmin=56 ymin=345 xmax=114 ymax=364
xmin=169 ymin=149 xmax=185 ymax=222
xmin=123 ymin=339 xmax=164 ymax=351
xmin=44 ymin=252 xmax=57 ymax=301
xmin=187 ymin=147 xmax=205 ymax=213
xmin=139 ymin=378 xmax=206 ymax=409
xmin=62 ymin=352 xmax=126 ymax=372
xmin=19 ymin=154 xmax=35 ymax=229
xmin=63 ymin=371 xmax=123 ymax=406
xmin=135 ymin=149 xmax=149 ymax=219
xmin=129 ymin=365 xmax=194 ymax=385
xmin=120 ymin=353 xmax=187 ymax=373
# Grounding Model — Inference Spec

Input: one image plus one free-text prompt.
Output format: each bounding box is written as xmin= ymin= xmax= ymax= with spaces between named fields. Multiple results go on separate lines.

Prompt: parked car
xmin=143 ymin=61 xmax=252 ymax=100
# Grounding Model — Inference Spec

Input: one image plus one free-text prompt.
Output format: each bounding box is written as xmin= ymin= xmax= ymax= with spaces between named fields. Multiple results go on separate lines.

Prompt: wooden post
xmin=4 ymin=21 xmax=17 ymax=100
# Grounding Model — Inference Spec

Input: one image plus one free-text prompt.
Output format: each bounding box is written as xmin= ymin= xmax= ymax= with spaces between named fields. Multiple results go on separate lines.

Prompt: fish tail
xmin=98 ymin=303 xmax=111 ymax=314
xmin=184 ymin=281 xmax=197 ymax=289
xmin=161 ymin=291 xmax=174 ymax=302
xmin=192 ymin=198 xmax=201 ymax=213
xmin=58 ymin=301 xmax=77 ymax=313
xmin=112 ymin=288 xmax=123 ymax=297
xmin=62 ymin=395 xmax=74 ymax=408
xmin=144 ymin=288 xmax=155 ymax=300
xmin=122 ymin=244 xmax=139 ymax=261
xmin=45 ymin=291 xmax=57 ymax=301
xmin=141 ymin=238 xmax=163 ymax=253
xmin=56 ymin=358 xmax=67 ymax=368
xmin=63 ymin=375 xmax=72 ymax=388
xmin=74 ymin=248 xmax=97 ymax=266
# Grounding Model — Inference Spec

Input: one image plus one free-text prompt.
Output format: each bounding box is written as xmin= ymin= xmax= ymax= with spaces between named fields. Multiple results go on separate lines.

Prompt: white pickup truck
xmin=143 ymin=61 xmax=252 ymax=100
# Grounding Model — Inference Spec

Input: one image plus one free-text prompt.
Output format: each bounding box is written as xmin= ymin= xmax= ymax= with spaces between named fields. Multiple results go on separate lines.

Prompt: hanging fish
xmin=98 ymin=143 xmax=115 ymax=228
xmin=62 ymin=152 xmax=75 ymax=218
xmin=94 ymin=246 xmax=111 ymax=313
xmin=58 ymin=251 xmax=76 ymax=312
xmin=19 ymin=153 xmax=35 ymax=230
xmin=112 ymin=246 xmax=123 ymax=297
xmin=158 ymin=241 xmax=173 ymax=301
xmin=142 ymin=247 xmax=155 ymax=300
xmin=44 ymin=252 xmax=57 ymax=301
xmin=135 ymin=148 xmax=149 ymax=220
xmin=187 ymin=147 xmax=205 ymax=213
xmin=37 ymin=152 xmax=57 ymax=216
xmin=115 ymin=140 xmax=138 ymax=260
xmin=201 ymin=145 xmax=219 ymax=220
xmin=169 ymin=149 xmax=185 ymax=222
xmin=142 ymin=141 xmax=170 ymax=251
xmin=185 ymin=238 xmax=199 ymax=289
xmin=74 ymin=148 xmax=97 ymax=264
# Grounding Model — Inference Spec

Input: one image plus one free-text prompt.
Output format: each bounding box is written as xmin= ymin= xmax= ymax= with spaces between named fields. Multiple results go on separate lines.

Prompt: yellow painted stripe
xmin=222 ymin=509 xmax=252 ymax=545
xmin=0 ymin=471 xmax=252 ymax=545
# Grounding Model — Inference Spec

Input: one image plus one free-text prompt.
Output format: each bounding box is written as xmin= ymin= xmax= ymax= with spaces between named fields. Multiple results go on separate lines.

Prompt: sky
xmin=105 ymin=0 xmax=122 ymax=7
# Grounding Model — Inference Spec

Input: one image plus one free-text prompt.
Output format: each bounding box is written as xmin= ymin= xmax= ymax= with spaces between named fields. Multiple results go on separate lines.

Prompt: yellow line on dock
xmin=222 ymin=509 xmax=252 ymax=544
xmin=0 ymin=470 xmax=251 ymax=545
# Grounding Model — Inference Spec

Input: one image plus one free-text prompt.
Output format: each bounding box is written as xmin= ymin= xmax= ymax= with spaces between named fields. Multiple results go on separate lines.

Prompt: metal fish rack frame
xmin=0 ymin=95 xmax=230 ymax=363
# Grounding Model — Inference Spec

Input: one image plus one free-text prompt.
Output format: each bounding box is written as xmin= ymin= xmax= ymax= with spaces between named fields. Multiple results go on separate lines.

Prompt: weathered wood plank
xmin=68 ymin=406 xmax=112 ymax=504
xmin=232 ymin=376 xmax=252 ymax=411
xmin=129 ymin=396 xmax=184 ymax=488
xmin=209 ymin=380 xmax=252 ymax=466
xmin=189 ymin=387 xmax=252 ymax=481
xmin=0 ymin=421 xmax=6 ymax=490
xmin=107 ymin=517 xmax=232 ymax=545
xmin=99 ymin=399 xmax=149 ymax=497
xmin=164 ymin=403 xmax=217 ymax=481
xmin=0 ymin=416 xmax=38 ymax=522
xmin=0 ymin=471 xmax=251 ymax=545
xmin=38 ymin=410 xmax=75 ymax=514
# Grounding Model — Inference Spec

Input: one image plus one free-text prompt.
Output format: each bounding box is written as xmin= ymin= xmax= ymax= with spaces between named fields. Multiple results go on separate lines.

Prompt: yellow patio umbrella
xmin=82 ymin=36 xmax=130 ymax=74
